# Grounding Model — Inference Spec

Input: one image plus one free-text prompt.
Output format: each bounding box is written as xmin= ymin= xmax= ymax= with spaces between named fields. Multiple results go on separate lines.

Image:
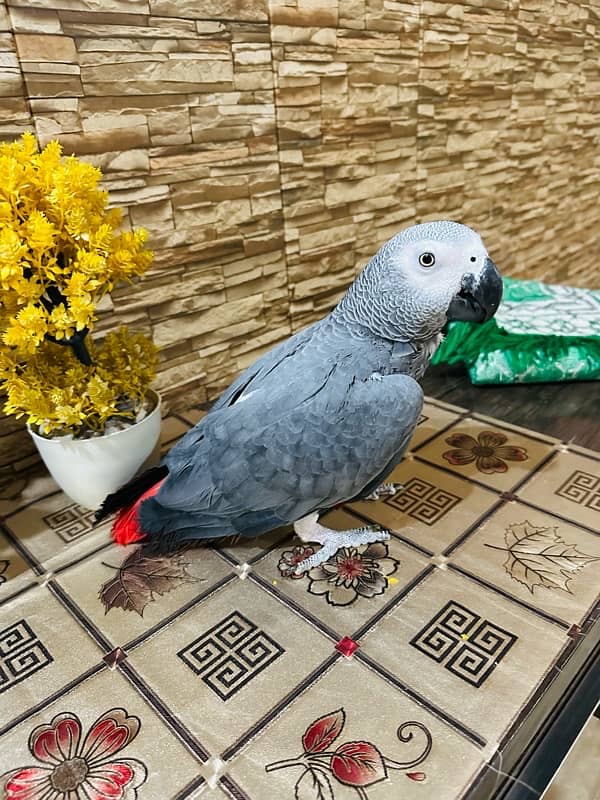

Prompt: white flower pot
xmin=28 ymin=391 xmax=162 ymax=510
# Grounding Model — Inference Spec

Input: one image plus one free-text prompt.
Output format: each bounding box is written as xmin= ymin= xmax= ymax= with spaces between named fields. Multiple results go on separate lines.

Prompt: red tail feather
xmin=111 ymin=478 xmax=165 ymax=546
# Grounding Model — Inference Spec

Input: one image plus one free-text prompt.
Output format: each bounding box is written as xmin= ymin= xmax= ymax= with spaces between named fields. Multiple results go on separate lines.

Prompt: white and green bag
xmin=432 ymin=277 xmax=600 ymax=384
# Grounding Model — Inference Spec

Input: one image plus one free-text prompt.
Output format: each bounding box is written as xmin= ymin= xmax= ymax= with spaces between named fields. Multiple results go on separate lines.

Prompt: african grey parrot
xmin=98 ymin=220 xmax=502 ymax=574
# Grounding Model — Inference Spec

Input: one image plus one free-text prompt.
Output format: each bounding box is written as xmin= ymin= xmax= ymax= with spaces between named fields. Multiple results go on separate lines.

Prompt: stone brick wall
xmin=1 ymin=0 xmax=599 ymax=480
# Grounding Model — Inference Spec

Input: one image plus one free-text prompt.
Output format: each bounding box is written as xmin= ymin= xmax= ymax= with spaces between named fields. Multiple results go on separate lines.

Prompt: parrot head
xmin=343 ymin=220 xmax=503 ymax=341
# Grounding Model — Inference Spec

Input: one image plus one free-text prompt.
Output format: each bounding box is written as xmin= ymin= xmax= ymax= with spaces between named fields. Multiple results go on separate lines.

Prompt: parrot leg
xmin=363 ymin=482 xmax=404 ymax=501
xmin=292 ymin=512 xmax=390 ymax=574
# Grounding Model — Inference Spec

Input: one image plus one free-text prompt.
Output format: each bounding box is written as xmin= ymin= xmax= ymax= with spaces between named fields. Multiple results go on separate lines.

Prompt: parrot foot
xmin=363 ymin=482 xmax=404 ymax=501
xmin=292 ymin=512 xmax=391 ymax=575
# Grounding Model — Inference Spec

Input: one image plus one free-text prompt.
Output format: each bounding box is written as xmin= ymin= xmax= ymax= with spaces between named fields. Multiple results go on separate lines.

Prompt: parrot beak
xmin=446 ymin=257 xmax=503 ymax=323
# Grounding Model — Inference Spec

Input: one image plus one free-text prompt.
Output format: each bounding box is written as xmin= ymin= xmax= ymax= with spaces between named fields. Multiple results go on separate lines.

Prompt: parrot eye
xmin=470 ymin=256 xmax=477 ymax=262
xmin=419 ymin=252 xmax=435 ymax=268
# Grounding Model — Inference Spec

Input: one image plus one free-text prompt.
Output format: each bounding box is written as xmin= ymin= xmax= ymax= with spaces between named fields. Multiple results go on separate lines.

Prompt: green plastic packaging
xmin=432 ymin=277 xmax=600 ymax=384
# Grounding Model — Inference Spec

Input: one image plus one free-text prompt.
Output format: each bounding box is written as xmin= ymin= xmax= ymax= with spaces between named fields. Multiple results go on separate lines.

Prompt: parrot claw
xmin=292 ymin=521 xmax=391 ymax=575
xmin=364 ymin=482 xmax=404 ymax=501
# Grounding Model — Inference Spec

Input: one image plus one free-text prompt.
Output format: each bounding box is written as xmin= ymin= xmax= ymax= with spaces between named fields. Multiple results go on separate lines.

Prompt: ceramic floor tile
xmin=0 ymin=472 xmax=59 ymax=517
xmin=161 ymin=414 xmax=191 ymax=444
xmin=227 ymin=656 xmax=487 ymax=800
xmin=348 ymin=460 xmax=498 ymax=554
xmin=1 ymin=406 xmax=598 ymax=799
xmin=423 ymin=397 xmax=468 ymax=415
xmin=360 ymin=568 xmax=568 ymax=745
xmin=126 ymin=576 xmax=334 ymax=756
xmin=218 ymin=527 xmax=291 ymax=565
xmin=518 ymin=451 xmax=600 ymax=532
xmin=0 ymin=528 xmax=37 ymax=604
xmin=0 ymin=584 xmax=104 ymax=727
xmin=415 ymin=417 xmax=555 ymax=492
xmin=252 ymin=509 xmax=430 ymax=637
xmin=2 ymin=491 xmax=112 ymax=571
xmin=448 ymin=502 xmax=600 ymax=627
xmin=0 ymin=667 xmax=203 ymax=798
xmin=185 ymin=780 xmax=233 ymax=798
xmin=55 ymin=541 xmax=236 ymax=648
xmin=469 ymin=412 xmax=561 ymax=445
xmin=178 ymin=407 xmax=207 ymax=426
xmin=160 ymin=414 xmax=191 ymax=456
xmin=407 ymin=400 xmax=462 ymax=450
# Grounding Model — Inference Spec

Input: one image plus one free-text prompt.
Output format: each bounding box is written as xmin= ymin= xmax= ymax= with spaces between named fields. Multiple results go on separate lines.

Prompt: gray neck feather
xmin=332 ymin=255 xmax=444 ymax=343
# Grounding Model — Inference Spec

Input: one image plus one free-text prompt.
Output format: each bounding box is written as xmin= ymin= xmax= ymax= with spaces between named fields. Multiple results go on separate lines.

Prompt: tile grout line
xmin=409 ymin=409 xmax=471 ymax=453
xmin=221 ymin=653 xmax=340 ymax=761
xmin=48 ymin=580 xmax=115 ymax=651
xmin=0 ymin=520 xmax=45 ymax=574
xmin=124 ymin=572 xmax=238 ymax=651
xmin=443 ymin=497 xmax=507 ymax=556
xmin=0 ymin=579 xmax=38 ymax=608
xmin=219 ymin=774 xmax=252 ymax=800
xmin=496 ymin=632 xmax=600 ymax=757
xmin=505 ymin=447 xmax=558 ymax=493
xmin=249 ymin=572 xmax=341 ymax=642
xmin=246 ymin=532 xmax=297 ymax=565
xmin=1 ymin=488 xmax=61 ymax=520
xmin=508 ymin=496 xmax=600 ymax=537
xmin=120 ymin=660 xmax=211 ymax=761
xmin=342 ymin=505 xmax=435 ymax=557
xmin=52 ymin=537 xmax=115 ymax=576
xmin=172 ymin=775 xmax=207 ymax=800
xmin=354 ymin=650 xmax=488 ymax=749
xmin=351 ymin=565 xmax=435 ymax=640
xmin=447 ymin=565 xmax=570 ymax=630
xmin=0 ymin=663 xmax=106 ymax=738
xmin=422 ymin=395 xmax=469 ymax=415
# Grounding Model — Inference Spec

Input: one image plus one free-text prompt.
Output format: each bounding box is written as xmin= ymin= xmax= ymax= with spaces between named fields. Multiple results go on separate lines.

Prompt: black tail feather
xmin=94 ymin=464 xmax=169 ymax=524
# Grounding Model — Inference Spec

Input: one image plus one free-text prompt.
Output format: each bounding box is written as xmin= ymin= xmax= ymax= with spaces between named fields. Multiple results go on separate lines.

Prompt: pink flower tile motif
xmin=1 ymin=708 xmax=147 ymax=799
xmin=277 ymin=543 xmax=399 ymax=606
xmin=265 ymin=708 xmax=432 ymax=798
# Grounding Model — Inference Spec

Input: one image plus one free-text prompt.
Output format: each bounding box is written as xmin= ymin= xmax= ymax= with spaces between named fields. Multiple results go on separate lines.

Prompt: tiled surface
xmin=0 ymin=401 xmax=598 ymax=799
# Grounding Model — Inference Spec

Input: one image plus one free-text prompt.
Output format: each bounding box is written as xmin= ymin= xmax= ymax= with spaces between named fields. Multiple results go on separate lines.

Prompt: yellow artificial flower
xmin=0 ymin=227 xmax=26 ymax=265
xmin=23 ymin=210 xmax=57 ymax=253
xmin=0 ymin=134 xmax=156 ymax=435
xmin=68 ymin=294 xmax=95 ymax=330
xmin=75 ymin=249 xmax=106 ymax=276
xmin=3 ymin=303 xmax=47 ymax=352
xmin=62 ymin=271 xmax=90 ymax=298
xmin=48 ymin=305 xmax=75 ymax=339
xmin=89 ymin=223 xmax=113 ymax=254
xmin=64 ymin=206 xmax=88 ymax=239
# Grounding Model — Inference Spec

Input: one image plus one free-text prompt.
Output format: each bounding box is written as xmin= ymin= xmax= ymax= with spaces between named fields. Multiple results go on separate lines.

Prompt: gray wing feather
xmin=143 ymin=370 xmax=423 ymax=542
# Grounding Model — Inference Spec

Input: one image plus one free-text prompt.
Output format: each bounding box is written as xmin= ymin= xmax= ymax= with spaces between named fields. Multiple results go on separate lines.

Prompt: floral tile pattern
xmin=0 ymin=399 xmax=597 ymax=798
xmin=448 ymin=504 xmax=600 ymax=626
xmin=253 ymin=509 xmax=430 ymax=637
xmin=0 ymin=668 xmax=203 ymax=799
xmin=227 ymin=657 xmax=487 ymax=800
xmin=415 ymin=417 xmax=555 ymax=491
xmin=54 ymin=541 xmax=235 ymax=648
